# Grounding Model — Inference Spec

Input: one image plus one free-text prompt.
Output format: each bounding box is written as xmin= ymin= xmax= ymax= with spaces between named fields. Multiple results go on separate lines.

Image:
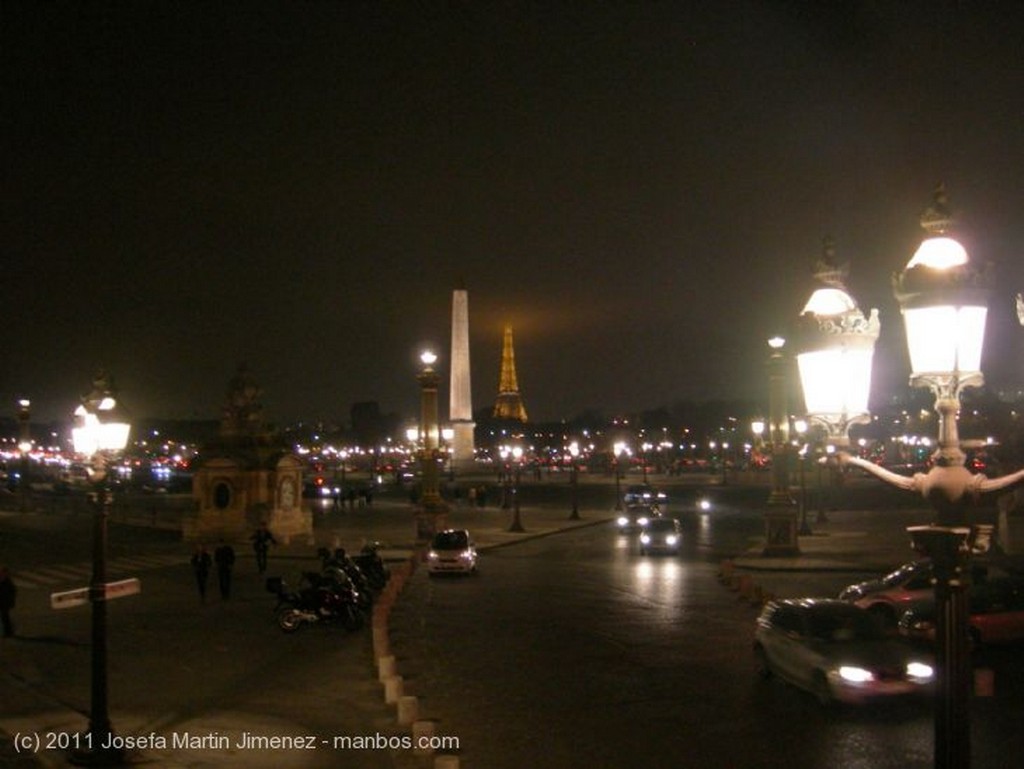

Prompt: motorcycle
xmin=353 ymin=542 xmax=390 ymax=591
xmin=318 ymin=547 xmax=380 ymax=606
xmin=268 ymin=571 xmax=364 ymax=633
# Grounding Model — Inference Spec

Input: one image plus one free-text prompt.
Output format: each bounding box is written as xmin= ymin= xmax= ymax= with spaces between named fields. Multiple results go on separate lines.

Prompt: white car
xmin=753 ymin=598 xmax=934 ymax=705
xmin=427 ymin=529 xmax=478 ymax=575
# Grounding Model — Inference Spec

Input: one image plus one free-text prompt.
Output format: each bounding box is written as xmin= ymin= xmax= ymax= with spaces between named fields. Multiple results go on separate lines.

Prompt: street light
xmin=613 ymin=441 xmax=626 ymax=511
xmin=763 ymin=336 xmax=799 ymax=556
xmin=794 ymin=238 xmax=881 ymax=526
xmin=508 ymin=445 xmax=525 ymax=532
xmin=835 ymin=187 xmax=1024 ymax=769
xmin=415 ymin=350 xmax=448 ymax=542
xmin=568 ymin=441 xmax=580 ymax=520
xmin=70 ymin=372 xmax=131 ymax=766
xmin=17 ymin=399 xmax=31 ymax=513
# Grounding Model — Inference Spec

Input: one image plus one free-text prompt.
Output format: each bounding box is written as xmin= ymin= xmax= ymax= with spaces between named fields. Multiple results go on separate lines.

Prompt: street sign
xmin=50 ymin=577 xmax=141 ymax=609
xmin=50 ymin=587 xmax=89 ymax=610
xmin=104 ymin=577 xmax=141 ymax=600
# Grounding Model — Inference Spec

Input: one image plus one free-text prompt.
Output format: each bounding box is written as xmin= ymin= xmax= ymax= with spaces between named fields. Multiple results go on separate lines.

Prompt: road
xmin=388 ymin=515 xmax=1024 ymax=769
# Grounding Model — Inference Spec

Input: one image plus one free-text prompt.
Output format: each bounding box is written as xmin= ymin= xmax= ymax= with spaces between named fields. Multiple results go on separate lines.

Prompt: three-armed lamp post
xmin=415 ymin=350 xmax=448 ymax=542
xmin=794 ymin=238 xmax=881 ymax=531
xmin=833 ymin=188 xmax=1024 ymax=769
xmin=70 ymin=372 xmax=131 ymax=766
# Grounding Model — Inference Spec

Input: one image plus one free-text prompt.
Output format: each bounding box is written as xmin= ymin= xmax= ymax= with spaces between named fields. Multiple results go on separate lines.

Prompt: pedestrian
xmin=251 ymin=523 xmax=276 ymax=574
xmin=190 ymin=545 xmax=212 ymax=602
xmin=214 ymin=540 xmax=235 ymax=599
xmin=0 ymin=565 xmax=17 ymax=638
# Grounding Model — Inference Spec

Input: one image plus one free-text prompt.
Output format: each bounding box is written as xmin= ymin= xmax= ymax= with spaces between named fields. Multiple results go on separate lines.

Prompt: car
xmin=426 ymin=529 xmax=478 ymax=575
xmin=616 ymin=504 xmax=660 ymax=533
xmin=623 ymin=484 xmax=667 ymax=507
xmin=639 ymin=517 xmax=682 ymax=555
xmin=839 ymin=560 xmax=1002 ymax=628
xmin=753 ymin=598 xmax=934 ymax=705
xmin=898 ymin=575 xmax=1024 ymax=647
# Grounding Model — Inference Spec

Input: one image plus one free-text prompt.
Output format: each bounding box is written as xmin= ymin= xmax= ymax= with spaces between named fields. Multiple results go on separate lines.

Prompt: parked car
xmin=898 ymin=575 xmax=1024 ymax=647
xmin=840 ymin=560 xmax=1002 ymax=628
xmin=427 ymin=529 xmax=478 ymax=576
xmin=616 ymin=504 xmax=660 ymax=533
xmin=623 ymin=484 xmax=667 ymax=507
xmin=639 ymin=517 xmax=682 ymax=555
xmin=753 ymin=598 xmax=934 ymax=705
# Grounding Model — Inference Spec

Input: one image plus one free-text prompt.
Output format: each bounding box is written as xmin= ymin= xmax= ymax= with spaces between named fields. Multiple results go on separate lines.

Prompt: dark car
xmin=639 ymin=517 xmax=682 ymax=555
xmin=898 ymin=575 xmax=1024 ymax=647
xmin=840 ymin=560 xmax=1004 ymax=629
xmin=616 ymin=504 xmax=660 ymax=533
xmin=623 ymin=484 xmax=667 ymax=507
xmin=754 ymin=598 xmax=934 ymax=705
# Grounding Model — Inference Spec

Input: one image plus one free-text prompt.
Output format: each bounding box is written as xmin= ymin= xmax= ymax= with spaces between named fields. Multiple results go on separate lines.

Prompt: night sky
xmin=4 ymin=2 xmax=1024 ymax=426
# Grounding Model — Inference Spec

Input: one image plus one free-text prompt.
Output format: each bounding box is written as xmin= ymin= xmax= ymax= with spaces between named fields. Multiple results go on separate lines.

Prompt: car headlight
xmin=640 ymin=534 xmax=650 ymax=544
xmin=838 ymin=666 xmax=874 ymax=683
xmin=698 ymin=498 xmax=711 ymax=511
xmin=637 ymin=516 xmax=649 ymax=526
xmin=666 ymin=535 xmax=678 ymax=545
xmin=459 ymin=550 xmax=475 ymax=560
xmin=427 ymin=550 xmax=439 ymax=561
xmin=906 ymin=661 xmax=934 ymax=680
xmin=617 ymin=516 xmax=629 ymax=526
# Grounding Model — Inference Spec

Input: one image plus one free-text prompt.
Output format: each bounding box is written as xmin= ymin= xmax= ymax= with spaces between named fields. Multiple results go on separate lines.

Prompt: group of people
xmin=190 ymin=523 xmax=277 ymax=602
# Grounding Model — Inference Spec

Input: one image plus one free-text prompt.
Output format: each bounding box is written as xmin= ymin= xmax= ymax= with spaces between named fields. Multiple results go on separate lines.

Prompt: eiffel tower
xmin=493 ymin=324 xmax=528 ymax=422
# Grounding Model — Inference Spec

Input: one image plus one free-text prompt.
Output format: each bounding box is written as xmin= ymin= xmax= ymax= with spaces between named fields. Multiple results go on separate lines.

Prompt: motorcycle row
xmin=266 ymin=544 xmax=390 ymax=633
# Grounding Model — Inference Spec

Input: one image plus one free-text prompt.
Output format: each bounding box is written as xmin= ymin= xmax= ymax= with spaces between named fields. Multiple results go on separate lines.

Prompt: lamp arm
xmin=974 ymin=467 xmax=1024 ymax=495
xmin=829 ymin=452 xmax=920 ymax=492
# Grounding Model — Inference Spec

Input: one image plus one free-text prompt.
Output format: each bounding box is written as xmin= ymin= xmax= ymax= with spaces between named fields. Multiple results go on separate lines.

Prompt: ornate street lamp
xmin=568 ymin=441 xmax=580 ymax=520
xmin=837 ymin=187 xmax=1024 ymax=769
xmin=794 ymin=238 xmax=881 ymax=526
xmin=763 ymin=336 xmax=800 ymax=556
xmin=415 ymin=350 xmax=448 ymax=542
xmin=70 ymin=371 xmax=131 ymax=766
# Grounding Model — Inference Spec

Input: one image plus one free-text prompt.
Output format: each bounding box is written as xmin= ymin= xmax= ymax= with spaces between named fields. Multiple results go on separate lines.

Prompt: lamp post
xmin=568 ymin=441 xmax=580 ymax=520
xmin=415 ymin=351 xmax=448 ymax=542
xmin=613 ymin=441 xmax=626 ymax=511
xmin=70 ymin=372 xmax=131 ymax=766
xmin=794 ymin=419 xmax=811 ymax=536
xmin=17 ymin=399 xmax=31 ymax=513
xmin=508 ymin=445 xmax=525 ymax=532
xmin=763 ymin=336 xmax=800 ymax=556
xmin=835 ymin=187 xmax=1024 ymax=769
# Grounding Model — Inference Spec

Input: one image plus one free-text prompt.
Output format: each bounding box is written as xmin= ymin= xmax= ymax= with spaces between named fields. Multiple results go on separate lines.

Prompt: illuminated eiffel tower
xmin=493 ymin=324 xmax=528 ymax=422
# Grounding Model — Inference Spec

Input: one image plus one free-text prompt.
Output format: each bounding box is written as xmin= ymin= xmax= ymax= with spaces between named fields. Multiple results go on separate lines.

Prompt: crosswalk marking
xmin=13 ymin=553 xmax=186 ymax=590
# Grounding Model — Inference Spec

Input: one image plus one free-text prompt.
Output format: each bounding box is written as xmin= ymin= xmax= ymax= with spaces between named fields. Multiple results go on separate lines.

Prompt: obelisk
xmin=449 ymin=285 xmax=476 ymax=471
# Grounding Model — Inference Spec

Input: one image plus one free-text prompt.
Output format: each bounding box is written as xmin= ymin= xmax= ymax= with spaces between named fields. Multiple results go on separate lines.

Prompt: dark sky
xmin=4 ymin=2 xmax=1024 ymax=425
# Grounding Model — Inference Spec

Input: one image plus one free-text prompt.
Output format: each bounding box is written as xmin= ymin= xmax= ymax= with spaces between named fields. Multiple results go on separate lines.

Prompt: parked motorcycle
xmin=353 ymin=542 xmax=390 ymax=591
xmin=268 ymin=571 xmax=364 ymax=632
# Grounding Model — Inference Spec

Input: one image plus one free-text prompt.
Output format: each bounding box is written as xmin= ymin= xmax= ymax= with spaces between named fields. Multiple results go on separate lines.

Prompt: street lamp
xmin=763 ymin=336 xmax=800 ymax=556
xmin=794 ymin=238 xmax=881 ymax=526
xmin=793 ymin=419 xmax=811 ymax=536
xmin=415 ymin=350 xmax=448 ymax=542
xmin=568 ymin=441 xmax=580 ymax=520
xmin=836 ymin=187 xmax=1024 ymax=769
xmin=17 ymin=399 xmax=31 ymax=513
xmin=613 ymin=441 xmax=626 ymax=511
xmin=70 ymin=372 xmax=131 ymax=766
xmin=508 ymin=445 xmax=525 ymax=532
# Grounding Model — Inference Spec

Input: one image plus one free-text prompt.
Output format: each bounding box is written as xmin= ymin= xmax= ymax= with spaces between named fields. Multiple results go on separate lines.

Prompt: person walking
xmin=190 ymin=545 xmax=212 ymax=602
xmin=214 ymin=540 xmax=235 ymax=599
xmin=0 ymin=565 xmax=16 ymax=638
xmin=251 ymin=524 xmax=276 ymax=574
